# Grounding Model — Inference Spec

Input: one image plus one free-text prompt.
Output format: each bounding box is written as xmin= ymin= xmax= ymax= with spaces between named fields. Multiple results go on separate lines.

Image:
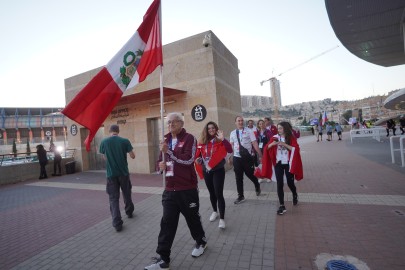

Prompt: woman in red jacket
xmin=262 ymin=121 xmax=303 ymax=215
xmin=195 ymin=121 xmax=233 ymax=229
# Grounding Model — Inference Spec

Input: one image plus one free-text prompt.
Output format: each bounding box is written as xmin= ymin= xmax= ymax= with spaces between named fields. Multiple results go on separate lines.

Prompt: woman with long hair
xmin=256 ymin=119 xmax=272 ymax=183
xmin=261 ymin=121 xmax=303 ymax=215
xmin=195 ymin=121 xmax=233 ymax=229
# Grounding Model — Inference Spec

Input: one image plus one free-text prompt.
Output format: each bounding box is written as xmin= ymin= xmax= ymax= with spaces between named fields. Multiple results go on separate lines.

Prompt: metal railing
xmin=0 ymin=149 xmax=76 ymax=166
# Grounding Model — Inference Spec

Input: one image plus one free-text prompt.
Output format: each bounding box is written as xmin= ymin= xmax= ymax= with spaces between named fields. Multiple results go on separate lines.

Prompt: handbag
xmin=236 ymin=129 xmax=252 ymax=160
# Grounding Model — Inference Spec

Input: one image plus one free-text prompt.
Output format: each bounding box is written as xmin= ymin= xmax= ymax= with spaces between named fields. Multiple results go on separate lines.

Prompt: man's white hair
xmin=167 ymin=112 xmax=183 ymax=122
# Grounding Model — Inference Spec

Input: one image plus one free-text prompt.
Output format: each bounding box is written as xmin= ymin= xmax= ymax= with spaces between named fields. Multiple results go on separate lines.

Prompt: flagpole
xmin=160 ymin=66 xmax=166 ymax=188
xmin=159 ymin=0 xmax=165 ymax=189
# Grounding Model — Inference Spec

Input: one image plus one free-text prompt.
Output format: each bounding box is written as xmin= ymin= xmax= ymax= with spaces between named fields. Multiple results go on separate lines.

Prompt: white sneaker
xmin=266 ymin=179 xmax=271 ymax=183
xmin=219 ymin=219 xmax=225 ymax=229
xmin=258 ymin=179 xmax=264 ymax=183
xmin=144 ymin=258 xmax=170 ymax=270
xmin=191 ymin=243 xmax=207 ymax=257
xmin=209 ymin=212 xmax=218 ymax=222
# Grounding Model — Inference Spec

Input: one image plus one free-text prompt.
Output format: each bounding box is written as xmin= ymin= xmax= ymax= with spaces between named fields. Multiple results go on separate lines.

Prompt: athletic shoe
xmin=293 ymin=195 xmax=298 ymax=206
xmin=234 ymin=196 xmax=245 ymax=204
xmin=266 ymin=179 xmax=271 ymax=183
xmin=219 ymin=219 xmax=226 ymax=229
xmin=258 ymin=179 xmax=264 ymax=183
xmin=144 ymin=257 xmax=170 ymax=270
xmin=277 ymin=205 xmax=287 ymax=215
xmin=115 ymin=224 xmax=123 ymax=232
xmin=256 ymin=186 xmax=261 ymax=196
xmin=209 ymin=212 xmax=218 ymax=222
xmin=191 ymin=243 xmax=207 ymax=257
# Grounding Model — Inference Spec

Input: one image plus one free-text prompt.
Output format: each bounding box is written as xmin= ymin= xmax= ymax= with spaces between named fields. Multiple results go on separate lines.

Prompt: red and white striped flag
xmin=322 ymin=111 xmax=328 ymax=126
xmin=62 ymin=0 xmax=162 ymax=151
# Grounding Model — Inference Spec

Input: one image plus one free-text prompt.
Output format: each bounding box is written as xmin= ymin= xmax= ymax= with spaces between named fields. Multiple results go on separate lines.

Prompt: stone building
xmin=64 ymin=31 xmax=242 ymax=173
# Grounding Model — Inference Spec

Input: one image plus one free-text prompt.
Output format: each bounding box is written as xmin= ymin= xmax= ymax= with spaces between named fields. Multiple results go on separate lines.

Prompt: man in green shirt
xmin=99 ymin=124 xmax=135 ymax=232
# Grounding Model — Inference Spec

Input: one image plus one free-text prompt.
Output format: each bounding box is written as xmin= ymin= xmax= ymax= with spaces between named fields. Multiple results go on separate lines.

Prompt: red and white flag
xmin=62 ymin=0 xmax=162 ymax=151
xmin=322 ymin=111 xmax=328 ymax=126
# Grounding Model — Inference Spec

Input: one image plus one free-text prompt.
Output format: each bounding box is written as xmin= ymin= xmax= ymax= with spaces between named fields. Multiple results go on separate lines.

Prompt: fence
xmin=0 ymin=149 xmax=76 ymax=166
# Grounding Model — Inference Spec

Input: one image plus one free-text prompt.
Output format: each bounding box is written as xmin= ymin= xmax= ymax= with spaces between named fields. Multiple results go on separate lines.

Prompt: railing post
xmin=400 ymin=136 xmax=405 ymax=167
xmin=390 ymin=136 xmax=396 ymax=164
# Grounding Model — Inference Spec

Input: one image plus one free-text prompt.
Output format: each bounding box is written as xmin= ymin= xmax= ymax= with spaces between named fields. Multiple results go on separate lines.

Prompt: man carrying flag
xmin=322 ymin=111 xmax=328 ymax=126
xmin=62 ymin=0 xmax=162 ymax=151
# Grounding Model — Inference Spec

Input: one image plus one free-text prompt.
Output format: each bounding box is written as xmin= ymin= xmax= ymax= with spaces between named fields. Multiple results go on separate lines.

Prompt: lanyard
xmin=168 ymin=138 xmax=177 ymax=150
xmin=205 ymin=139 xmax=215 ymax=159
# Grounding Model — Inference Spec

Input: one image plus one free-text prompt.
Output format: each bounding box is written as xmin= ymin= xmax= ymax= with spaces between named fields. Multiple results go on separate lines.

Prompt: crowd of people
xmin=33 ymin=111 xmax=405 ymax=270
xmin=93 ymin=113 xmax=304 ymax=270
xmin=314 ymin=123 xmax=343 ymax=142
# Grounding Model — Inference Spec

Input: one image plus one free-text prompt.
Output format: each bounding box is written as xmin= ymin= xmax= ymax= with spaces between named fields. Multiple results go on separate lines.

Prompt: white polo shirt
xmin=229 ymin=128 xmax=256 ymax=158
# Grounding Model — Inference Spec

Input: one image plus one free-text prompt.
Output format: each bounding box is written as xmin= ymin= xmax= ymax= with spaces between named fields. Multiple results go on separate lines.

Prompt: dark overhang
xmin=384 ymin=88 xmax=405 ymax=110
xmin=117 ymin=87 xmax=186 ymax=106
xmin=325 ymin=0 xmax=405 ymax=67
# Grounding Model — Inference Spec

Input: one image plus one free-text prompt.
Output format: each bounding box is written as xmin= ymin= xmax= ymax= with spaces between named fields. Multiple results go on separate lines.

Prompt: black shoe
xmin=234 ymin=196 xmax=245 ymax=204
xmin=51 ymin=174 xmax=56 ymax=176
xmin=293 ymin=195 xmax=298 ymax=206
xmin=255 ymin=186 xmax=261 ymax=196
xmin=39 ymin=176 xmax=44 ymax=180
xmin=127 ymin=213 xmax=133 ymax=218
xmin=277 ymin=205 xmax=287 ymax=215
xmin=115 ymin=225 xmax=123 ymax=232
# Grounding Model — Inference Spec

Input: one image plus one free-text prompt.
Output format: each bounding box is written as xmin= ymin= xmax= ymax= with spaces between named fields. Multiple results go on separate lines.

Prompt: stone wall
xmin=0 ymin=158 xmax=74 ymax=185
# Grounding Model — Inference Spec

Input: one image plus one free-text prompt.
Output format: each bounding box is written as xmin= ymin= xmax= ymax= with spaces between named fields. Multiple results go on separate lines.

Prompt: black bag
xmin=236 ymin=129 xmax=252 ymax=160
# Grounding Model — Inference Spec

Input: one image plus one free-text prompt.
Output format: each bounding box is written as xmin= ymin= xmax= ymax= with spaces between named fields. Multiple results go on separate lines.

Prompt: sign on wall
xmin=70 ymin=124 xmax=78 ymax=136
xmin=191 ymin=104 xmax=207 ymax=122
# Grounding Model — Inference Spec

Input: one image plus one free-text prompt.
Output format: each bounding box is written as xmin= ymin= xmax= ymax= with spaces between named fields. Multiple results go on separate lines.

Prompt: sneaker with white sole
xmin=277 ymin=205 xmax=287 ymax=215
xmin=266 ymin=179 xmax=271 ymax=183
xmin=258 ymin=179 xmax=264 ymax=183
xmin=218 ymin=219 xmax=225 ymax=229
xmin=209 ymin=212 xmax=218 ymax=222
xmin=191 ymin=243 xmax=207 ymax=257
xmin=234 ymin=196 xmax=245 ymax=204
xmin=144 ymin=257 xmax=170 ymax=270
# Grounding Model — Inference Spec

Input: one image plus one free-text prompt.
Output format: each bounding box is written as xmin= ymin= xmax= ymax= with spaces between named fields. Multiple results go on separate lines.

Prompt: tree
xmin=342 ymin=110 xmax=352 ymax=124
xmin=26 ymin=139 xmax=31 ymax=156
xmin=12 ymin=139 xmax=17 ymax=158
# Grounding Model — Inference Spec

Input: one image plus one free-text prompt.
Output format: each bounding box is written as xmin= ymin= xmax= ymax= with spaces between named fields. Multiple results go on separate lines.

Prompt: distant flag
xmin=322 ymin=111 xmax=328 ymax=126
xmin=62 ymin=0 xmax=162 ymax=151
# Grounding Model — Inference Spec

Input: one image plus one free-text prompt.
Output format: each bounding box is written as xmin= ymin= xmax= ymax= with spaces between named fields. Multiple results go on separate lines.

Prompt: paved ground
xmin=0 ymin=134 xmax=404 ymax=270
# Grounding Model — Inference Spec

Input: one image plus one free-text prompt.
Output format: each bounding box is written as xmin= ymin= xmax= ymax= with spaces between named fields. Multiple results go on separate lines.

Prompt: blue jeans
xmin=106 ymin=175 xmax=134 ymax=228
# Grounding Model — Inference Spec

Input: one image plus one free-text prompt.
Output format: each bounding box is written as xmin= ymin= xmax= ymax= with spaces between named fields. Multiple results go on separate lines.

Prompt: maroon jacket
xmin=159 ymin=128 xmax=198 ymax=191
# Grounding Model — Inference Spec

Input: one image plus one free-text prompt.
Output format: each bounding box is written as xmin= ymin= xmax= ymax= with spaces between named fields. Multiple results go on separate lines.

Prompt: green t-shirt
xmin=99 ymin=135 xmax=133 ymax=178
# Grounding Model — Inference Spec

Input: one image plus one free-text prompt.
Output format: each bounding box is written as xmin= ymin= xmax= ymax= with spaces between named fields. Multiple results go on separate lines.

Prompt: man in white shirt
xmin=229 ymin=116 xmax=262 ymax=204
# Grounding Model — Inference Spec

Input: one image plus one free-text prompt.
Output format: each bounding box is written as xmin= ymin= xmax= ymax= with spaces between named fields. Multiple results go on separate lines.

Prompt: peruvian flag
xmin=62 ymin=0 xmax=162 ymax=151
xmin=322 ymin=111 xmax=328 ymax=126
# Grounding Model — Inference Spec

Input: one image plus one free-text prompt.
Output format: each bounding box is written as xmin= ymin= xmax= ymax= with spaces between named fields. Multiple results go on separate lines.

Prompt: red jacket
xmin=194 ymin=139 xmax=233 ymax=179
xmin=261 ymin=135 xmax=303 ymax=181
xmin=159 ymin=128 xmax=198 ymax=191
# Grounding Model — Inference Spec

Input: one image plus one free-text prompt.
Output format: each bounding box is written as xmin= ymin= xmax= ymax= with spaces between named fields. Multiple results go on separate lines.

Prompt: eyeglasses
xmin=167 ymin=120 xmax=181 ymax=125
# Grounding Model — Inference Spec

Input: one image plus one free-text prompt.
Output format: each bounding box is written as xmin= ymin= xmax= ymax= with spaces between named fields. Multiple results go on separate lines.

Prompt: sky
xmin=1 ymin=0 xmax=404 ymax=108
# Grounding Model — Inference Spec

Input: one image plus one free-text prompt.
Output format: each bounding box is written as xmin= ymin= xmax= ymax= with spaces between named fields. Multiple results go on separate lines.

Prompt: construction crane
xmin=260 ymin=45 xmax=339 ymax=119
